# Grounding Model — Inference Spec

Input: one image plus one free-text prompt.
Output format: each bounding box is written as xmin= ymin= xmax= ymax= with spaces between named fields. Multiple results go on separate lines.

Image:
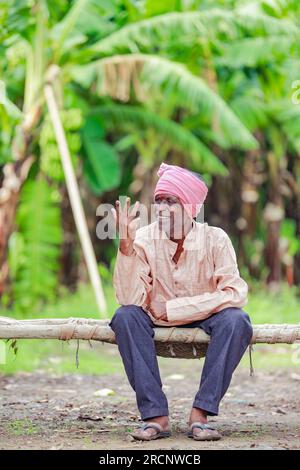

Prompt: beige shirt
xmin=113 ymin=219 xmax=248 ymax=326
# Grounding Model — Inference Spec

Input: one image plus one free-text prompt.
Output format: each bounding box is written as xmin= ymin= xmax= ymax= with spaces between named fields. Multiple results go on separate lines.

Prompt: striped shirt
xmin=113 ymin=219 xmax=248 ymax=326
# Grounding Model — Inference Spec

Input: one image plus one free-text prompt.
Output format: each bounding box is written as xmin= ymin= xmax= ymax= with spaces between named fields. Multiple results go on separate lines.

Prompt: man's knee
xmin=219 ymin=307 xmax=253 ymax=339
xmin=228 ymin=308 xmax=253 ymax=338
xmin=109 ymin=304 xmax=142 ymax=329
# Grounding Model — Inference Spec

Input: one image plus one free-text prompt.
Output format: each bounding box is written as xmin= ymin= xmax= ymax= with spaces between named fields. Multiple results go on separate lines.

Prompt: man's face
xmin=154 ymin=193 xmax=191 ymax=238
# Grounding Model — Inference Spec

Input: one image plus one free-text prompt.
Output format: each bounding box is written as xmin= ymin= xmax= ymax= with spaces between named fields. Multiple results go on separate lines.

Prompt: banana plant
xmin=2 ymin=0 xmax=300 ymax=309
xmin=203 ymin=0 xmax=300 ymax=284
xmin=1 ymin=0 xmax=109 ymax=311
xmin=69 ymin=3 xmax=299 ymax=212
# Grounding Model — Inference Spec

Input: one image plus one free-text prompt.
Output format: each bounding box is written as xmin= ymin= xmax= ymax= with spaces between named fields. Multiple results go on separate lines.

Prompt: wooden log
xmin=0 ymin=317 xmax=299 ymax=344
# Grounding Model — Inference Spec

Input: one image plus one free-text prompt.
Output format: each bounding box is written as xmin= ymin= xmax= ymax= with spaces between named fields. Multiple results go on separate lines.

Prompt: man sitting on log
xmin=109 ymin=162 xmax=253 ymax=441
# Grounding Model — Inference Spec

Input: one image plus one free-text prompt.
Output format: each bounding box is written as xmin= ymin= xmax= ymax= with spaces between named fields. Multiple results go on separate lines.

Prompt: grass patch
xmin=240 ymin=344 xmax=298 ymax=370
xmin=246 ymin=283 xmax=300 ymax=324
xmin=7 ymin=419 xmax=40 ymax=436
xmin=1 ymin=338 xmax=124 ymax=375
xmin=0 ymin=282 xmax=122 ymax=375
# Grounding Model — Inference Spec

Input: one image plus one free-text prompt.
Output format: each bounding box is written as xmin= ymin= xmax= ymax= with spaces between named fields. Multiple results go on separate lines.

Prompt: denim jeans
xmin=109 ymin=305 xmax=253 ymax=420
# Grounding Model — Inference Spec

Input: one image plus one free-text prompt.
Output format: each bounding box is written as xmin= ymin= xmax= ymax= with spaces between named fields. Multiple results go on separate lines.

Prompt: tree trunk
xmin=0 ymin=157 xmax=34 ymax=294
xmin=0 ymin=105 xmax=41 ymax=296
xmin=264 ymin=151 xmax=285 ymax=284
xmin=238 ymin=137 xmax=266 ymax=277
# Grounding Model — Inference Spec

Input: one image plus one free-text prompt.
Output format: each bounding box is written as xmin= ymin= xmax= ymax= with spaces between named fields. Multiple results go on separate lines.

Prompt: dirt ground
xmin=0 ymin=343 xmax=299 ymax=450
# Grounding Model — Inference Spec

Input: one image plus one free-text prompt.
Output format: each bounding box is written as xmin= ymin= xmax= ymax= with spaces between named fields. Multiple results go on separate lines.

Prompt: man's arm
xmin=165 ymin=232 xmax=248 ymax=322
xmin=113 ymin=241 xmax=153 ymax=307
xmin=111 ymin=196 xmax=152 ymax=307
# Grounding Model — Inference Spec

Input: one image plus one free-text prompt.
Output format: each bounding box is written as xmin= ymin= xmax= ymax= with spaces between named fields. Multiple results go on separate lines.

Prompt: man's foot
xmin=188 ymin=407 xmax=221 ymax=441
xmin=131 ymin=416 xmax=171 ymax=440
xmin=187 ymin=422 xmax=221 ymax=441
xmin=189 ymin=406 xmax=208 ymax=426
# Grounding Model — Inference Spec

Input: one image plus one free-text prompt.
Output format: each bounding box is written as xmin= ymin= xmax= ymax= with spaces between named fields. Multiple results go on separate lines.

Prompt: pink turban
xmin=154 ymin=162 xmax=208 ymax=218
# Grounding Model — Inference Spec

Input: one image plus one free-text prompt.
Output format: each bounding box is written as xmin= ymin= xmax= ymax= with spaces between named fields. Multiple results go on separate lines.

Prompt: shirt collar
xmin=155 ymin=219 xmax=202 ymax=253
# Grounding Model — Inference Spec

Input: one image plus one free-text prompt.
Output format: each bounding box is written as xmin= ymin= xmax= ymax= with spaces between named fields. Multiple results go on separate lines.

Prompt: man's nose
xmin=157 ymin=201 xmax=170 ymax=212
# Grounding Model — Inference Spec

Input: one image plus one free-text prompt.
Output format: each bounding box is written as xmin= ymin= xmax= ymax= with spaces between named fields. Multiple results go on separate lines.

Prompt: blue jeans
xmin=109 ymin=305 xmax=253 ymax=421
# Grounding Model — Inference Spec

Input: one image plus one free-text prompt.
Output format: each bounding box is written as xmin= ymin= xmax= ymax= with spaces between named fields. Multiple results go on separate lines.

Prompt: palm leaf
xmin=273 ymin=103 xmax=300 ymax=153
xmin=91 ymin=9 xmax=298 ymax=56
xmin=74 ymin=54 xmax=258 ymax=150
xmin=82 ymin=116 xmax=121 ymax=195
xmin=51 ymin=0 xmax=89 ymax=53
xmin=215 ymin=36 xmax=298 ymax=68
xmin=0 ymin=80 xmax=23 ymax=119
xmin=90 ymin=104 xmax=228 ymax=175
xmin=231 ymin=94 xmax=269 ymax=132
xmin=11 ymin=178 xmax=63 ymax=312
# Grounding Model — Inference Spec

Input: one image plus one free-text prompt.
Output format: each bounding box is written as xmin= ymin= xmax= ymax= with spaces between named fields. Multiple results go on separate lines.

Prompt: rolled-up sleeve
xmin=113 ymin=242 xmax=153 ymax=307
xmin=166 ymin=233 xmax=248 ymax=322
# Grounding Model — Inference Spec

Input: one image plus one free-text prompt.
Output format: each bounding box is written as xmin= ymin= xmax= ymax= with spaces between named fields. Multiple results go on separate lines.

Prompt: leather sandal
xmin=187 ymin=422 xmax=221 ymax=441
xmin=130 ymin=422 xmax=172 ymax=441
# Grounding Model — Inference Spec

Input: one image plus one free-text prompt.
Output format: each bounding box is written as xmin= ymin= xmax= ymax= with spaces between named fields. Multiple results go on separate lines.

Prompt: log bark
xmin=0 ymin=317 xmax=299 ymax=344
xmin=1 ymin=317 xmax=299 ymax=359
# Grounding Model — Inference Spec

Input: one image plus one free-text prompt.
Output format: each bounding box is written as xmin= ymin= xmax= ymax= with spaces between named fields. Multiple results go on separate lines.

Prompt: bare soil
xmin=0 ymin=344 xmax=299 ymax=450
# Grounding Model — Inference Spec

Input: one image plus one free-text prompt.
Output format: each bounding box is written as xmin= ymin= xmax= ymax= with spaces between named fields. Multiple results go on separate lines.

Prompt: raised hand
xmin=111 ymin=196 xmax=140 ymax=255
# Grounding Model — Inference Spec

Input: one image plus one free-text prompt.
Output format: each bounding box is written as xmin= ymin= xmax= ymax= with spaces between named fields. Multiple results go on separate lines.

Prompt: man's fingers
xmin=115 ymin=196 xmax=140 ymax=239
xmin=125 ymin=196 xmax=131 ymax=217
xmin=111 ymin=207 xmax=116 ymax=220
xmin=117 ymin=198 xmax=129 ymax=239
xmin=117 ymin=197 xmax=130 ymax=217
xmin=111 ymin=207 xmax=117 ymax=223
xmin=128 ymin=201 xmax=140 ymax=219
xmin=115 ymin=200 xmax=120 ymax=219
xmin=114 ymin=200 xmax=125 ymax=237
xmin=114 ymin=202 xmax=120 ymax=226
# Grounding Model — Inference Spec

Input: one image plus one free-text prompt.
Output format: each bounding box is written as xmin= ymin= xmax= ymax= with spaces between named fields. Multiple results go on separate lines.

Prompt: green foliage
xmin=9 ymin=178 xmax=63 ymax=312
xmin=91 ymin=104 xmax=227 ymax=174
xmin=139 ymin=56 xmax=258 ymax=150
xmin=216 ymin=36 xmax=298 ymax=68
xmin=0 ymin=80 xmax=22 ymax=164
xmin=1 ymin=0 xmax=300 ymax=309
xmin=0 ymin=80 xmax=23 ymax=119
xmin=40 ymin=108 xmax=82 ymax=182
xmin=82 ymin=115 xmax=121 ymax=194
xmin=91 ymin=9 xmax=297 ymax=56
xmin=79 ymin=53 xmax=258 ymax=150
xmin=280 ymin=219 xmax=300 ymax=257
xmin=231 ymin=94 xmax=269 ymax=132
xmin=275 ymin=105 xmax=300 ymax=153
